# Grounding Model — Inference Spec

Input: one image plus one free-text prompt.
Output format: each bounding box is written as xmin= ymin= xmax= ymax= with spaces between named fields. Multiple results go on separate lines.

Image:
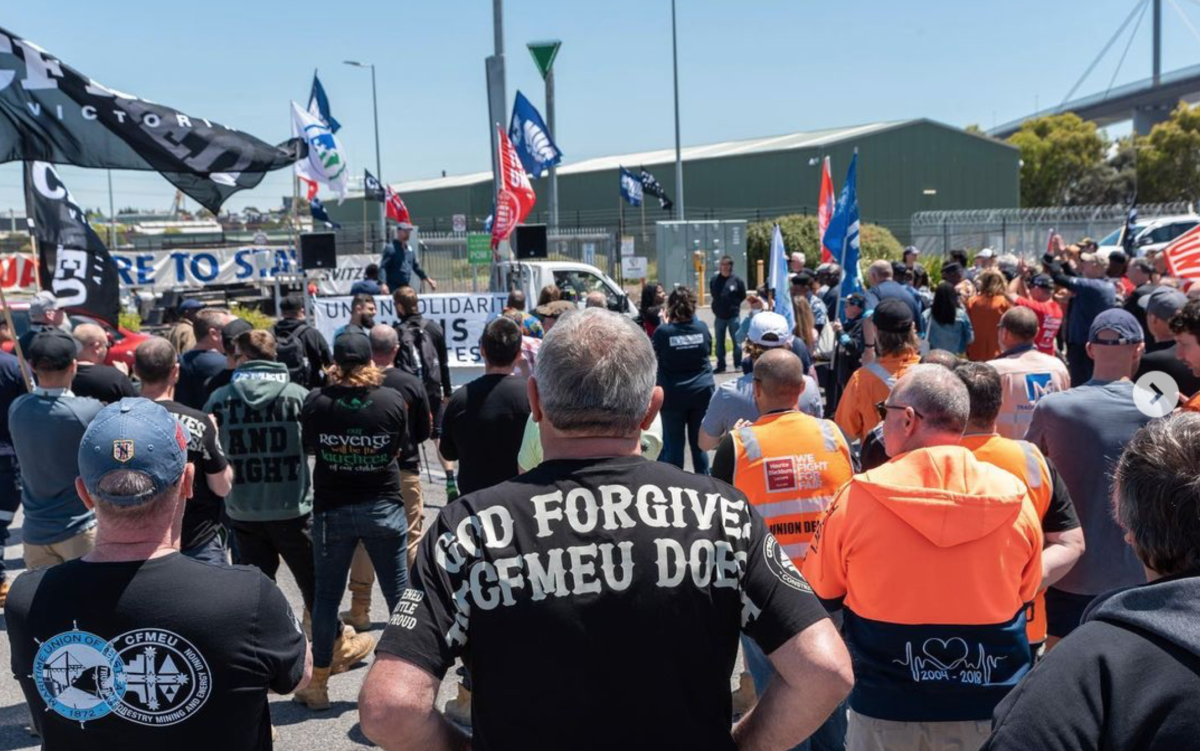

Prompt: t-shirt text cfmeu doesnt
xmin=312 ymin=293 xmax=505 ymax=366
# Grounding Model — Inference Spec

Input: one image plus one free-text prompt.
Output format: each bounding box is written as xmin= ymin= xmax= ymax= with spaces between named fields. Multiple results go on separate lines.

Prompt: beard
xmin=359 ymin=314 xmax=376 ymax=329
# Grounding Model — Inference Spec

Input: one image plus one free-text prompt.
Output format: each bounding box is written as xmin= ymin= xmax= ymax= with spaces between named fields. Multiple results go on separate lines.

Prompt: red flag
xmin=385 ymin=185 xmax=411 ymax=224
xmin=1162 ymin=224 xmax=1200 ymax=280
xmin=491 ymin=124 xmax=536 ymax=250
xmin=300 ymin=177 xmax=319 ymax=202
xmin=817 ymin=157 xmax=835 ymax=263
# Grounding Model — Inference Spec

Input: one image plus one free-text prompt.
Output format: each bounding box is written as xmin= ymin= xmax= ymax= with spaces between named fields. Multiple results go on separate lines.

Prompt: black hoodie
xmin=983 ymin=572 xmax=1200 ymax=750
xmin=273 ymin=316 xmax=332 ymax=388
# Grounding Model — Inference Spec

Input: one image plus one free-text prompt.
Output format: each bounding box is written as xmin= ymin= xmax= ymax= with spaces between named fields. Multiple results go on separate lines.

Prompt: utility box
xmin=655 ymin=220 xmax=748 ymax=293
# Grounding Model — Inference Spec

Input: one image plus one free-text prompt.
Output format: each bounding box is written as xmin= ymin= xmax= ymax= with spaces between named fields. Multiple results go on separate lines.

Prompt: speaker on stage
xmin=514 ymin=224 xmax=548 ymax=260
xmin=299 ymin=232 xmax=338 ymax=270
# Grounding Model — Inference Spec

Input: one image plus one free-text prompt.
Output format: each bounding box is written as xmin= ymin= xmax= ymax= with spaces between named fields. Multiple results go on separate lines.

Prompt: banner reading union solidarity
xmin=0 ymin=25 xmax=303 ymax=212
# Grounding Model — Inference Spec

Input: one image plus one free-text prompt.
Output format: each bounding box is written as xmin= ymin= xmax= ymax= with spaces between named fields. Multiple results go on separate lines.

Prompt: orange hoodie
xmin=802 ymin=445 xmax=1043 ymax=723
xmin=833 ymin=351 xmax=921 ymax=442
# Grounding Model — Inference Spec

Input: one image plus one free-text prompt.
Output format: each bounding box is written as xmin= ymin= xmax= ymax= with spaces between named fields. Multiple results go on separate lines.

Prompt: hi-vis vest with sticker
xmin=732 ymin=411 xmax=854 ymax=566
xmin=962 ymin=432 xmax=1053 ymax=644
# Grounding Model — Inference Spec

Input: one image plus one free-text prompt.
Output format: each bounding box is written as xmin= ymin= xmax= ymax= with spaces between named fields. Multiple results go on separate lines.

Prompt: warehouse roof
xmin=390 ymin=118 xmax=946 ymax=194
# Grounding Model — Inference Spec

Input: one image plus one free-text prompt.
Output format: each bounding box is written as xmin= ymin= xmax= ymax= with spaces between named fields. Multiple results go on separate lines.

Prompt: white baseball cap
xmin=747 ymin=312 xmax=794 ymax=348
xmin=977 ymin=248 xmax=995 ymax=259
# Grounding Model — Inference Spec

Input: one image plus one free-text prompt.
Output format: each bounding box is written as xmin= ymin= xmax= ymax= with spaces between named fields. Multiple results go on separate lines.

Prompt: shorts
xmin=429 ymin=390 xmax=446 ymax=440
xmin=1045 ymin=587 xmax=1097 ymax=639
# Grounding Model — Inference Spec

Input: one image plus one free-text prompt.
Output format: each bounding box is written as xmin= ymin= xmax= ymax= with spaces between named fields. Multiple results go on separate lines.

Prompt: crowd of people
xmin=0 ymin=228 xmax=1198 ymax=751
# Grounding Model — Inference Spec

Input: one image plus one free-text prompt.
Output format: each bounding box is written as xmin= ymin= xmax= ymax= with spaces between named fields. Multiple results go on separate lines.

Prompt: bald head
xmin=752 ymin=348 xmax=806 ymax=412
xmin=134 ymin=336 xmax=179 ymax=386
xmin=1000 ymin=307 xmax=1039 ymax=343
xmin=73 ymin=323 xmax=108 ymax=364
xmin=369 ymin=324 xmax=399 ymax=368
xmin=868 ymin=259 xmax=894 ymax=284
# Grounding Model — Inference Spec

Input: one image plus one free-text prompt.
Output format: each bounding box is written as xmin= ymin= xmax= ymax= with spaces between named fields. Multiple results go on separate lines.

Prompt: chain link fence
xmin=910 ymin=203 xmax=1196 ymax=258
xmin=414 ymin=229 xmax=619 ymax=293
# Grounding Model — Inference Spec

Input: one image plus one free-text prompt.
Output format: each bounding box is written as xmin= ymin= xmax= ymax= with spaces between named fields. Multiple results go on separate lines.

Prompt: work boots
xmin=443 ymin=684 xmax=472 ymax=726
xmin=330 ymin=625 xmax=375 ymax=675
xmin=340 ymin=579 xmax=373 ymax=632
xmin=731 ymin=671 xmax=758 ymax=715
xmin=292 ymin=667 xmax=331 ymax=711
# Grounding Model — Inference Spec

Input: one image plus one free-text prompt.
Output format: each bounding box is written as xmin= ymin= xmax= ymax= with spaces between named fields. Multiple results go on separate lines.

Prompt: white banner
xmin=109 ymin=247 xmax=380 ymax=295
xmin=0 ymin=253 xmax=40 ymax=292
xmin=311 ymin=293 xmax=507 ymax=367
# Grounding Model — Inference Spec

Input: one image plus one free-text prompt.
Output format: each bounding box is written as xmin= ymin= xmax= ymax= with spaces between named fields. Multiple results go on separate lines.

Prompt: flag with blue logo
xmin=508 ymin=91 xmax=562 ymax=178
xmin=308 ymin=72 xmax=341 ymax=133
xmin=768 ymin=224 xmax=795 ymax=333
xmin=619 ymin=166 xmax=643 ymax=207
xmin=309 ymin=197 xmax=341 ymax=229
xmin=823 ymin=153 xmax=863 ymax=300
xmin=291 ymin=100 xmax=349 ymax=202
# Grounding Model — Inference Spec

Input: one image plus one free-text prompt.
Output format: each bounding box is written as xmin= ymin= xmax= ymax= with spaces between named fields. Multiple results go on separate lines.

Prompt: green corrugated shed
xmin=328 ymin=119 xmax=1019 ymax=244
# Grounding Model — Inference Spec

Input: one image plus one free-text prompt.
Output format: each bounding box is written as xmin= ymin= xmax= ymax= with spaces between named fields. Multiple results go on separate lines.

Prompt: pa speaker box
xmin=299 ymin=232 xmax=338 ymax=270
xmin=514 ymin=224 xmax=548 ymax=259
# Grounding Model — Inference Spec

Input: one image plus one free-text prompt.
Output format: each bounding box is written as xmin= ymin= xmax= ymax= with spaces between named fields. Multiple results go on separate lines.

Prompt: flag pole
xmin=618 ymin=183 xmax=625 ymax=289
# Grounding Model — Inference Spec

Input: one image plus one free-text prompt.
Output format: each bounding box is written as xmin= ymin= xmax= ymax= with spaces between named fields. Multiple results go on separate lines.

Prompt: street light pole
xmin=671 ymin=0 xmax=685 ymax=221
xmin=345 ymin=60 xmax=386 ymax=251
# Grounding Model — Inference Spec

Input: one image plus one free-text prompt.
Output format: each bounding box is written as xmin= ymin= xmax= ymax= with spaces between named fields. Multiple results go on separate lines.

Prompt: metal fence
xmin=910 ymin=203 xmax=1196 ymax=258
xmin=415 ymin=228 xmax=619 ymax=293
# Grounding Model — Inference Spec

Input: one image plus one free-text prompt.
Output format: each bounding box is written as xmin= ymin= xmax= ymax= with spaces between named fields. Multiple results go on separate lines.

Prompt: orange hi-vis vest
xmin=834 ymin=351 xmax=921 ymax=442
xmin=961 ymin=432 xmax=1053 ymax=645
xmin=731 ymin=410 xmax=854 ymax=566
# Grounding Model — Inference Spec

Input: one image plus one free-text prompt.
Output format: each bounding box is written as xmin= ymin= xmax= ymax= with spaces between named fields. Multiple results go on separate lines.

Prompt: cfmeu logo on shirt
xmin=33 ymin=625 xmax=211 ymax=727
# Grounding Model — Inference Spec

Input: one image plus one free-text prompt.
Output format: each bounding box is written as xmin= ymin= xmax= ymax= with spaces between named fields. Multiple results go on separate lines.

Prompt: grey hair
xmin=1113 ymin=413 xmax=1200 ymax=576
xmin=534 ymin=308 xmax=655 ymax=436
xmin=892 ymin=363 xmax=969 ymax=435
xmin=369 ymin=323 xmax=398 ymax=356
xmin=93 ymin=470 xmax=174 ymax=519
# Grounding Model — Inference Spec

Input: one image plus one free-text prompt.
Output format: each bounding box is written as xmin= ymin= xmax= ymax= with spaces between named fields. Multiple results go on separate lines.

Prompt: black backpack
xmin=395 ymin=318 xmax=441 ymax=392
xmin=275 ymin=324 xmax=312 ymax=387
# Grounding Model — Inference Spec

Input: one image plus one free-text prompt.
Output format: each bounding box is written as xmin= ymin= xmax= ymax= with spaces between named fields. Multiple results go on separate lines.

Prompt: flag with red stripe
xmin=385 ymin=185 xmax=411 ymax=224
xmin=491 ymin=124 xmax=536 ymax=250
xmin=1162 ymin=224 xmax=1200 ymax=280
xmin=817 ymin=157 xmax=835 ymax=263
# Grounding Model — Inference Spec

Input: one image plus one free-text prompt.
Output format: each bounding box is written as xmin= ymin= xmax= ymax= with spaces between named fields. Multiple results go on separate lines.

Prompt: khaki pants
xmin=347 ymin=471 xmax=426 ymax=596
xmin=24 ymin=528 xmax=96 ymax=569
xmin=847 ymin=709 xmax=991 ymax=751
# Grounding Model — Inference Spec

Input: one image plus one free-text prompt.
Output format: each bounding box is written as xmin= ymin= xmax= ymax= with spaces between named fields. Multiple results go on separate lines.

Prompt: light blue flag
xmin=823 ymin=153 xmax=863 ymax=304
xmin=619 ymin=166 xmax=643 ymax=207
xmin=509 ymin=91 xmax=562 ymax=178
xmin=768 ymin=223 xmax=795 ymax=332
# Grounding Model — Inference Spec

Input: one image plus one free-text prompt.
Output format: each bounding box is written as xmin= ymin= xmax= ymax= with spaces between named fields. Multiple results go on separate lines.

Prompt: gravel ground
xmin=0 ymin=356 xmax=746 ymax=749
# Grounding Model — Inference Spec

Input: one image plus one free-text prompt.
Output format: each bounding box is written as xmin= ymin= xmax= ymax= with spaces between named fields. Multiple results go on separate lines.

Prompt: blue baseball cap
xmin=1088 ymin=309 xmax=1144 ymax=345
xmin=78 ymin=398 xmax=190 ymax=506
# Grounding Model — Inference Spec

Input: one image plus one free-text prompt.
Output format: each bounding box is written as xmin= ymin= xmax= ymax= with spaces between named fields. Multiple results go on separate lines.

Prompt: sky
xmin=3 ymin=0 xmax=1198 ymax=216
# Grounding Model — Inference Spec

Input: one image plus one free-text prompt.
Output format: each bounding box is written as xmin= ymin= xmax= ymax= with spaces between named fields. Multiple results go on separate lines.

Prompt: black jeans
xmin=230 ymin=514 xmax=316 ymax=614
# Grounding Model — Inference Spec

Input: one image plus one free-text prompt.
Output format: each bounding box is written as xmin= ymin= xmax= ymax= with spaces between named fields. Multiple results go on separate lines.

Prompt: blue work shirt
xmin=380 ymin=240 xmax=428 ymax=291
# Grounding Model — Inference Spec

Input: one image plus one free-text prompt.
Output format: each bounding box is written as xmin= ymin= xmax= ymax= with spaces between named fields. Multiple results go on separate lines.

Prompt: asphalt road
xmin=0 ymin=367 xmax=743 ymax=750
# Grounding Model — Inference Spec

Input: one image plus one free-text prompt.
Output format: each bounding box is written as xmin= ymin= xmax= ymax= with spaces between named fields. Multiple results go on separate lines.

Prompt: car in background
xmin=1098 ymin=214 xmax=1200 ymax=259
xmin=0 ymin=302 xmax=149 ymax=369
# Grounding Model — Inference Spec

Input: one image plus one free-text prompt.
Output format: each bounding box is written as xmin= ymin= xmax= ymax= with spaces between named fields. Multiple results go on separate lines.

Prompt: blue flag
xmin=508 ymin=91 xmax=562 ymax=178
xmin=768 ymin=224 xmax=795 ymax=333
xmin=309 ymin=197 xmax=341 ymax=229
xmin=308 ymin=72 xmax=341 ymax=133
xmin=619 ymin=166 xmax=643 ymax=207
xmin=823 ymin=153 xmax=863 ymax=302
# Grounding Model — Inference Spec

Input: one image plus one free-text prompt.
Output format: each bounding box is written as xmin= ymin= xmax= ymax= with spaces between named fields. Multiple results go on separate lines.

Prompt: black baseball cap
xmin=333 ymin=331 xmax=372 ymax=367
xmin=280 ymin=295 xmax=304 ymax=314
xmin=872 ymin=298 xmax=915 ymax=334
xmin=28 ymin=329 xmax=80 ymax=370
xmin=1031 ymin=274 xmax=1054 ymax=289
xmin=221 ymin=318 xmax=254 ymax=353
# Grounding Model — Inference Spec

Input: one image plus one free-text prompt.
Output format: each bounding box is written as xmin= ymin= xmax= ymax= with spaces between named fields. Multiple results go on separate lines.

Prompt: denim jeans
xmin=0 ymin=455 xmax=20 ymax=584
xmin=742 ymin=635 xmax=848 ymax=751
xmin=182 ymin=534 xmax=229 ymax=565
xmin=659 ymin=405 xmax=710 ymax=475
xmin=312 ymin=499 xmax=409 ymax=669
xmin=714 ymin=315 xmax=743 ymax=371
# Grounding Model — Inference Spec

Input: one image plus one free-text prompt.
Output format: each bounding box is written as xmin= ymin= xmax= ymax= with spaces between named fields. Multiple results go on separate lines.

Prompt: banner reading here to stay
xmin=0 ymin=253 xmax=40 ymax=291
xmin=311 ymin=293 xmax=507 ymax=368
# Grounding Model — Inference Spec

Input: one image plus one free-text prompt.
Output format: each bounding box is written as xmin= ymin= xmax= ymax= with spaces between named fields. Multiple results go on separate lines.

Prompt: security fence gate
xmin=415 ymin=229 xmax=619 ymax=293
xmin=910 ymin=203 xmax=1195 ymax=258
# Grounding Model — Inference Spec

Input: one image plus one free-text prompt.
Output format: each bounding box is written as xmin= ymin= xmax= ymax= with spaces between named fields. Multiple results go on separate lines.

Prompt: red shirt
xmin=1015 ymin=297 xmax=1063 ymax=355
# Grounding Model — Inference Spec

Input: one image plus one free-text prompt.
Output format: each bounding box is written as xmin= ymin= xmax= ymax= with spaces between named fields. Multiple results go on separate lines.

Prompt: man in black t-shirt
xmin=134 ymin=337 xmax=234 ymax=563
xmin=439 ymin=317 xmax=530 ymax=495
xmin=6 ymin=398 xmax=309 ymax=750
xmin=360 ymin=309 xmax=853 ymax=751
xmin=72 ymin=323 xmax=137 ymax=404
xmin=1136 ymin=286 xmax=1200 ymax=398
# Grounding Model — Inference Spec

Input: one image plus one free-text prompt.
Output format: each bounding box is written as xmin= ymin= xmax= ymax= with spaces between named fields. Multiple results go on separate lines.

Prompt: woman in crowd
xmin=294 ymin=331 xmax=409 ymax=710
xmin=637 ymin=281 xmax=666 ymax=337
xmin=922 ymin=281 xmax=974 ymax=357
xmin=792 ymin=295 xmax=817 ymax=355
xmin=652 ymin=286 xmax=714 ymax=474
xmin=536 ymin=284 xmax=562 ymax=307
xmin=966 ymin=269 xmax=1012 ymax=361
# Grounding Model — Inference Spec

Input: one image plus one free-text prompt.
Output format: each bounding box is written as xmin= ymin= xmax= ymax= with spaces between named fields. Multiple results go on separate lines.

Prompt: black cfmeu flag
xmin=639 ymin=166 xmax=673 ymax=211
xmin=1122 ymin=197 xmax=1139 ymax=255
xmin=364 ymin=169 xmax=386 ymax=202
xmin=0 ymin=25 xmax=305 ymax=213
xmin=24 ymin=162 xmax=120 ymax=325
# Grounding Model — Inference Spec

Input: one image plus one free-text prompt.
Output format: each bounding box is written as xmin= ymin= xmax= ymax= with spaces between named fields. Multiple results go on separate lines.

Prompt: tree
xmin=745 ymin=214 xmax=903 ymax=287
xmin=1007 ymin=113 xmax=1106 ymax=206
xmin=1071 ymin=137 xmax=1137 ymax=205
xmin=1137 ymin=101 xmax=1200 ymax=203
